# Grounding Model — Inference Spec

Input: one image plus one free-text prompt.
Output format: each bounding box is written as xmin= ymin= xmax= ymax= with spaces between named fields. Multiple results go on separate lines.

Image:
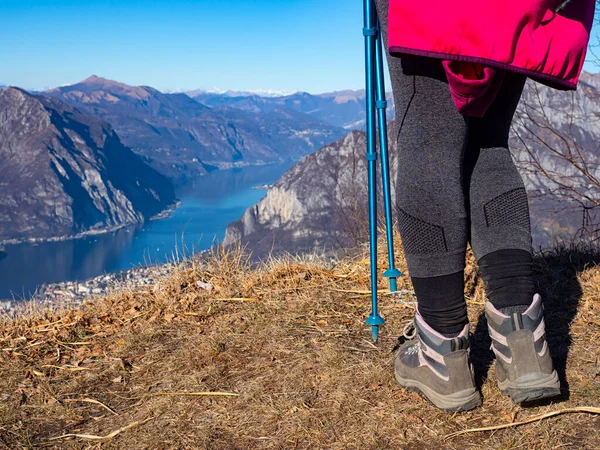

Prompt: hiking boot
xmin=394 ymin=312 xmax=482 ymax=412
xmin=485 ymin=293 xmax=561 ymax=403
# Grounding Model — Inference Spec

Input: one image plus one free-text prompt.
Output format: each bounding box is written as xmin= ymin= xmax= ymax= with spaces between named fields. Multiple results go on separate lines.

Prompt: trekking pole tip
xmin=366 ymin=313 xmax=384 ymax=342
xmin=371 ymin=325 xmax=379 ymax=342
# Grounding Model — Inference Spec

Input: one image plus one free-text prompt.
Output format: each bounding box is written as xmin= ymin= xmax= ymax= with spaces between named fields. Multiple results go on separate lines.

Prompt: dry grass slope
xmin=0 ymin=233 xmax=599 ymax=449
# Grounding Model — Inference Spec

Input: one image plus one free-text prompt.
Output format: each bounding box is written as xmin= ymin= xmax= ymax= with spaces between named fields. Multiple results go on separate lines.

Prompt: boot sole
xmin=498 ymin=370 xmax=561 ymax=404
xmin=395 ymin=371 xmax=482 ymax=412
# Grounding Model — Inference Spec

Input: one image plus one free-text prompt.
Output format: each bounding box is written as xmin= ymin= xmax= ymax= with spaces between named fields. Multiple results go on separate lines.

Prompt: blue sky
xmin=0 ymin=0 xmax=598 ymax=93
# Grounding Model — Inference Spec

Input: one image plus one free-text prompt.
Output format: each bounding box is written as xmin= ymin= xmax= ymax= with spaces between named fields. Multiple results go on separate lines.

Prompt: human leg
xmin=464 ymin=73 xmax=536 ymax=311
xmin=376 ymin=0 xmax=469 ymax=337
xmin=464 ymin=75 xmax=560 ymax=402
xmin=375 ymin=0 xmax=481 ymax=411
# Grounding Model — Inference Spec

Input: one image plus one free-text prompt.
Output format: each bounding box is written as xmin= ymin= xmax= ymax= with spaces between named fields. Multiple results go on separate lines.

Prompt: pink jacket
xmin=387 ymin=0 xmax=596 ymax=116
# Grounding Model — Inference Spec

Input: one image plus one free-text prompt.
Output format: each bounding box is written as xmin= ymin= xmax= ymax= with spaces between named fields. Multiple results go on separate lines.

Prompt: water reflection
xmin=0 ymin=226 xmax=139 ymax=299
xmin=178 ymin=162 xmax=293 ymax=200
xmin=0 ymin=163 xmax=292 ymax=300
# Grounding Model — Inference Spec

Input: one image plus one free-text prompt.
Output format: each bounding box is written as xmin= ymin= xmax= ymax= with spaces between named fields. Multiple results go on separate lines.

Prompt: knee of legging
xmin=469 ymin=185 xmax=533 ymax=260
xmin=396 ymin=205 xmax=469 ymax=255
xmin=396 ymin=207 xmax=449 ymax=254
xmin=484 ymin=187 xmax=531 ymax=231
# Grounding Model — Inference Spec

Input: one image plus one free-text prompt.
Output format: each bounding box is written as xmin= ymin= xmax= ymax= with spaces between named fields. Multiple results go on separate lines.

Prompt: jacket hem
xmin=389 ymin=46 xmax=577 ymax=91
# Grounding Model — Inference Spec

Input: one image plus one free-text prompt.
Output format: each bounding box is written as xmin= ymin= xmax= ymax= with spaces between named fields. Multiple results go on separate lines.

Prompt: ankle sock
xmin=412 ymin=271 xmax=468 ymax=337
xmin=478 ymin=249 xmax=535 ymax=311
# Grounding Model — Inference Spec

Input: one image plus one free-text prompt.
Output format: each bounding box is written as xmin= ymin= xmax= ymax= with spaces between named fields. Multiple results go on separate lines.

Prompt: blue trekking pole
xmin=363 ymin=0 xmax=402 ymax=342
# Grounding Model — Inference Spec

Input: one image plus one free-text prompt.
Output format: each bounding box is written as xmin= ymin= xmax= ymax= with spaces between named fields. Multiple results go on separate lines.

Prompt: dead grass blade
xmin=41 ymin=365 xmax=92 ymax=372
xmin=328 ymin=288 xmax=391 ymax=295
xmin=63 ymin=398 xmax=118 ymax=415
xmin=213 ymin=297 xmax=259 ymax=302
xmin=153 ymin=391 xmax=239 ymax=398
xmin=36 ymin=321 xmax=77 ymax=332
xmin=54 ymin=339 xmax=92 ymax=346
xmin=123 ymin=311 xmax=151 ymax=322
xmin=48 ymin=416 xmax=154 ymax=441
xmin=445 ymin=407 xmax=600 ymax=439
xmin=466 ymin=300 xmax=485 ymax=306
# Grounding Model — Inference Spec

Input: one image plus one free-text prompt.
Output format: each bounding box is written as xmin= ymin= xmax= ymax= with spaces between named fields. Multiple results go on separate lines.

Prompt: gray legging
xmin=375 ymin=0 xmax=532 ymax=279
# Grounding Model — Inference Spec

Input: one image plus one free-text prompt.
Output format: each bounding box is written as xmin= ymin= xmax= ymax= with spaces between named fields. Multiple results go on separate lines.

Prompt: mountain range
xmin=0 ymin=87 xmax=176 ymax=243
xmin=1 ymin=76 xmax=379 ymax=244
xmin=45 ymin=76 xmax=348 ymax=185
xmin=188 ymin=89 xmax=395 ymax=130
xmin=5 ymin=71 xmax=599 ymax=251
xmin=184 ymin=88 xmax=299 ymax=98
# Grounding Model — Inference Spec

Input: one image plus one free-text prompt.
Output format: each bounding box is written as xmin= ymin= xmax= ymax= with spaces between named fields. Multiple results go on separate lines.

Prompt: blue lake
xmin=0 ymin=163 xmax=293 ymax=300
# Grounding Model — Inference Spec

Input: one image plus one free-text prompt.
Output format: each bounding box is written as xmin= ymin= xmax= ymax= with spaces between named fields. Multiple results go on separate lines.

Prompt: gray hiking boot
xmin=394 ymin=311 xmax=482 ymax=412
xmin=485 ymin=293 xmax=561 ymax=403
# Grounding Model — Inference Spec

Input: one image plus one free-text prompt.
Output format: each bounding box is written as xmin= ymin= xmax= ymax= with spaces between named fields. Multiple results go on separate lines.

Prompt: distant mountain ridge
xmin=187 ymin=89 xmax=394 ymax=130
xmin=45 ymin=76 xmax=347 ymax=185
xmin=185 ymin=88 xmax=299 ymax=97
xmin=0 ymin=87 xmax=177 ymax=243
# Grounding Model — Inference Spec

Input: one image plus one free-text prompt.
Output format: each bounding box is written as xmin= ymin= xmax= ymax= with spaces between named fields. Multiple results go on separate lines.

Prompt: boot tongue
xmin=499 ymin=305 xmax=528 ymax=315
xmin=415 ymin=313 xmax=469 ymax=356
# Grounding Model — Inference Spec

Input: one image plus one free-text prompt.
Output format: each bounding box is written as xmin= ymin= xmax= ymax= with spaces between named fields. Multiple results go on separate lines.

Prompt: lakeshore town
xmin=0 ymin=263 xmax=178 ymax=314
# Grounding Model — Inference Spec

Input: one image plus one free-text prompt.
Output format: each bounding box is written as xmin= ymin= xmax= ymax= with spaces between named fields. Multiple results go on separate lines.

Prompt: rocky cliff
xmin=222 ymin=129 xmax=397 ymax=259
xmin=0 ymin=87 xmax=177 ymax=242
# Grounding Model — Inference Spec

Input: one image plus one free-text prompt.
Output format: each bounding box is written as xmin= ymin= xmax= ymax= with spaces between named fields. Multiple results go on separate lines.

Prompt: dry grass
xmin=0 ymin=236 xmax=599 ymax=449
